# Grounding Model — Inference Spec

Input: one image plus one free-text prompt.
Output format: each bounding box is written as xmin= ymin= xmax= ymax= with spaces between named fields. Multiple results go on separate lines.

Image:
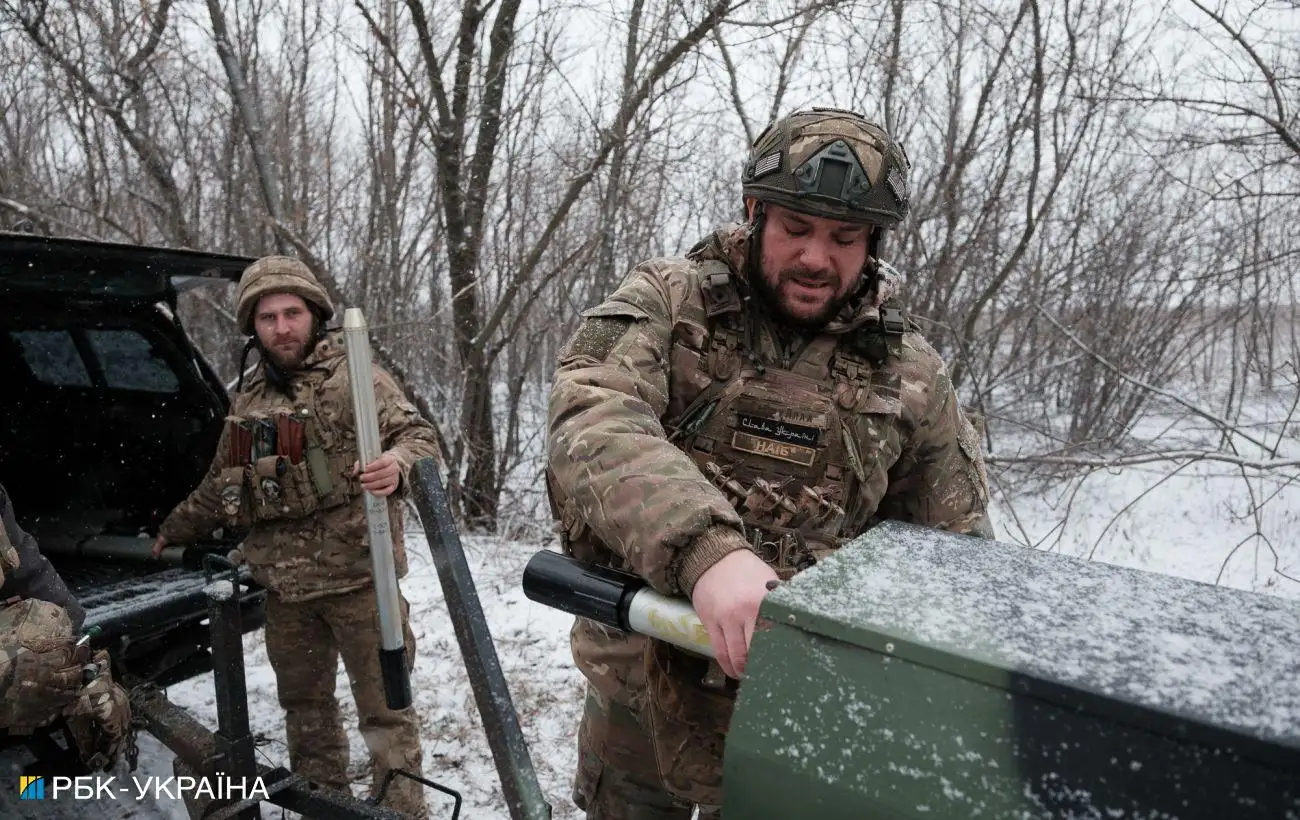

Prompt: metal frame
xmin=130 ymin=554 xmax=463 ymax=819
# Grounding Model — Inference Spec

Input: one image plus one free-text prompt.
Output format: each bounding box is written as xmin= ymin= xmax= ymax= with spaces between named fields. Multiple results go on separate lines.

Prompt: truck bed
xmin=58 ymin=557 xmax=266 ymax=688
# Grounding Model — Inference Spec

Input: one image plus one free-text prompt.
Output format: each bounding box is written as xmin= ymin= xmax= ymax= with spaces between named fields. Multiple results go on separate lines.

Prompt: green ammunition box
xmin=724 ymin=521 xmax=1300 ymax=819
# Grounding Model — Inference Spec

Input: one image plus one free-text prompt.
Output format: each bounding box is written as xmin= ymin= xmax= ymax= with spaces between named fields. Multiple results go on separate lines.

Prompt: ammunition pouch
xmin=246 ymin=452 xmax=356 ymax=522
xmin=248 ymin=456 xmax=308 ymax=521
xmin=309 ymin=449 xmax=359 ymax=510
xmin=227 ymin=408 xmax=359 ymax=524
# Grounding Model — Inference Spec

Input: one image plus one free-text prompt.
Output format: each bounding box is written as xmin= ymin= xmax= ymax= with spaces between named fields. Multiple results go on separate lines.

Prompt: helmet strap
xmin=744 ymin=200 xmax=767 ymax=288
xmin=234 ymin=337 xmax=257 ymax=393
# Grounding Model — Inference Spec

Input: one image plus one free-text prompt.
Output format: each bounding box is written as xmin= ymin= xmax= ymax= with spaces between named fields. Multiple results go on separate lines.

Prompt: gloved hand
xmin=63 ymin=651 xmax=132 ymax=771
xmin=0 ymin=599 xmax=86 ymax=732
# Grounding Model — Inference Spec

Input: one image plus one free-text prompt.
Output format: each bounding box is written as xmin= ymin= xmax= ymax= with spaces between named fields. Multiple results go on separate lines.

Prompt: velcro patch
xmin=731 ymin=431 xmax=817 ymax=466
xmin=737 ymin=414 xmax=821 ymax=446
xmin=752 ymin=151 xmax=782 ymax=178
xmin=887 ymin=167 xmax=910 ymax=205
xmin=566 ymin=316 xmax=635 ymax=362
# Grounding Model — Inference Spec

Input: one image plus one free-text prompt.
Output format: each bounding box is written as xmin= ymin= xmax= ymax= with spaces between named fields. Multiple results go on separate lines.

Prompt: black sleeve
xmin=0 ymin=484 xmax=86 ymax=629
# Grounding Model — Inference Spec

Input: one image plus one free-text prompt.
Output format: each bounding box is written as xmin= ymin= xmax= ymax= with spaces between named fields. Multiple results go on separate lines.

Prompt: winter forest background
xmin=2 ymin=0 xmax=1297 ymax=590
xmin=2 ymin=1 xmax=1298 ymax=816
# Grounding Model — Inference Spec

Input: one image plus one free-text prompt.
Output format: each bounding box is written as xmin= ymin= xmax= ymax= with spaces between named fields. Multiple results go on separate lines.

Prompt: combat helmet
xmin=234 ymin=255 xmax=334 ymax=335
xmin=741 ymin=107 xmax=911 ymax=230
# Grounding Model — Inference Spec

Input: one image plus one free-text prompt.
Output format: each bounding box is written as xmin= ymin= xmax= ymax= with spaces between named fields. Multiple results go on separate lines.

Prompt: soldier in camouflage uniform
xmin=153 ymin=257 xmax=441 ymax=819
xmin=547 ymin=109 xmax=994 ymax=818
xmin=1 ymin=482 xmax=133 ymax=771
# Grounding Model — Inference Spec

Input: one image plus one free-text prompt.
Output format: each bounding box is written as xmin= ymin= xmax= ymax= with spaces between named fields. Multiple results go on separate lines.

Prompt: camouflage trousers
xmin=264 ymin=586 xmax=427 ymax=819
xmin=574 ymin=686 xmax=721 ymax=820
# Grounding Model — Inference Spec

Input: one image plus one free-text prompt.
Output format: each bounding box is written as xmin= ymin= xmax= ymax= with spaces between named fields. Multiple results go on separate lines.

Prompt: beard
xmin=750 ymin=265 xmax=859 ymax=331
xmin=263 ymin=340 xmax=308 ymax=370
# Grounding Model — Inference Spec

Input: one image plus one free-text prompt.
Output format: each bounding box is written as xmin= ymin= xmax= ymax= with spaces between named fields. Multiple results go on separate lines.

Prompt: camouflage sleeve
xmin=548 ymin=262 xmax=746 ymax=596
xmin=375 ymin=368 xmax=444 ymax=492
xmin=876 ymin=338 xmax=994 ymax=538
xmin=157 ymin=422 xmax=235 ymax=544
xmin=0 ymin=484 xmax=85 ymax=629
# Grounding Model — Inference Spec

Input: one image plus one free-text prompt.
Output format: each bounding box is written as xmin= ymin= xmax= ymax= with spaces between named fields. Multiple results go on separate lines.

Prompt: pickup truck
xmin=0 ymin=231 xmax=265 ymax=693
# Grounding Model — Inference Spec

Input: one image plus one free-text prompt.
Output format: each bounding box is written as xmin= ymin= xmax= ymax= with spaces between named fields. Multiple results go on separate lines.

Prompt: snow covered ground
xmin=7 ymin=439 xmax=1298 ymax=819
xmin=148 ymin=531 xmax=587 ymax=820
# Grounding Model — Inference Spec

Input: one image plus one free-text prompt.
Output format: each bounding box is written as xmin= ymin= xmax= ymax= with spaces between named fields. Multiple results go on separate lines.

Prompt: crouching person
xmin=1 ymin=483 xmax=131 ymax=771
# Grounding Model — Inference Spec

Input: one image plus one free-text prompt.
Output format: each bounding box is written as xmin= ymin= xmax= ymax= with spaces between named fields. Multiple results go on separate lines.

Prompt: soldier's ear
xmin=744 ymin=197 xmax=759 ymax=221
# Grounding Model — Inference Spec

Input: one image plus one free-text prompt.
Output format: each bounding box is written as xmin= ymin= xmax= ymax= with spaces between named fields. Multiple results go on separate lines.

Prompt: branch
xmin=463 ymin=0 xmax=522 ymax=249
xmin=1035 ymin=304 xmax=1277 ymax=455
xmin=123 ymin=0 xmax=174 ymax=74
xmin=15 ymin=2 xmax=193 ymax=245
xmin=470 ymin=0 xmax=735 ymax=349
xmin=392 ymin=0 xmax=452 ymax=128
xmin=485 ymin=236 xmax=597 ymax=363
xmin=187 ymin=287 xmax=239 ymax=327
xmin=710 ymin=27 xmax=754 ymax=145
xmin=721 ymin=0 xmax=850 ymax=28
xmin=205 ymin=0 xmax=289 ymax=253
xmin=1186 ymin=0 xmax=1300 ymax=160
xmin=0 ymin=195 xmax=105 ymax=240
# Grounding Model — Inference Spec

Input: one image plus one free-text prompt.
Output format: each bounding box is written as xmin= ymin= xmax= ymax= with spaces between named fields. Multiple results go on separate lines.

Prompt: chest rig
xmin=219 ymin=358 xmax=361 ymax=525
xmin=668 ymin=262 xmax=906 ymax=577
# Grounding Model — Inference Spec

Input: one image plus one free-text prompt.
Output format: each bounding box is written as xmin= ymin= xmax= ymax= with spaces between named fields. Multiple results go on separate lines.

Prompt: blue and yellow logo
xmin=19 ymin=776 xmax=45 ymax=800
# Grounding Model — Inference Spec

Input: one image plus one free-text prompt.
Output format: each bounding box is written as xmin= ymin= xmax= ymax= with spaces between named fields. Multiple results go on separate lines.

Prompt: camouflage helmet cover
xmin=741 ymin=107 xmax=911 ymax=227
xmin=235 ymin=255 xmax=335 ymax=335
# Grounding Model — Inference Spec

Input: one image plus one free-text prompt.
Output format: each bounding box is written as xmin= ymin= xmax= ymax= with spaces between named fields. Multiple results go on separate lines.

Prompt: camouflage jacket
xmin=159 ymin=330 xmax=442 ymax=602
xmin=547 ymin=225 xmax=992 ymax=704
xmin=0 ymin=483 xmax=84 ymax=628
xmin=1 ymin=491 xmax=128 ymax=759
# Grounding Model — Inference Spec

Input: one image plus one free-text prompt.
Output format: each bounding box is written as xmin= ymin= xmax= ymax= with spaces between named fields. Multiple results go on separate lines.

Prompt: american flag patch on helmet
xmin=752 ymin=151 xmax=781 ymax=178
xmin=887 ymin=167 xmax=910 ymax=204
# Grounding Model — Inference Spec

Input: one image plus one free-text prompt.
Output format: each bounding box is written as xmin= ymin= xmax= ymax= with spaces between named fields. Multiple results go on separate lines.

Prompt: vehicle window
xmin=10 ymin=330 xmax=92 ymax=387
xmin=85 ymin=329 xmax=179 ymax=393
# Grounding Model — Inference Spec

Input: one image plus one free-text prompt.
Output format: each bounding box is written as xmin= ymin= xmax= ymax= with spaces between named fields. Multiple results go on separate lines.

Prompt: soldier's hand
xmin=151 ymin=535 xmax=167 ymax=559
xmin=355 ymin=451 xmax=401 ymax=497
xmin=46 ymin=658 xmax=92 ymax=698
xmin=690 ymin=550 xmax=779 ymax=679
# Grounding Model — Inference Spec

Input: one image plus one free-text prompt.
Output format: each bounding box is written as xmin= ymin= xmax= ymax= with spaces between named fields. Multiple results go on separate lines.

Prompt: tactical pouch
xmin=226 ymin=418 xmax=254 ymax=466
xmin=248 ymin=455 xmax=320 ymax=521
xmin=63 ymin=654 xmax=132 ymax=771
xmin=642 ymin=639 xmax=734 ymax=806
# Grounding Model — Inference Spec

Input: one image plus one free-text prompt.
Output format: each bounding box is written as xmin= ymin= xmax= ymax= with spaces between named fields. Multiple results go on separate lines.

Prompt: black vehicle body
xmin=0 ymin=231 xmax=264 ymax=689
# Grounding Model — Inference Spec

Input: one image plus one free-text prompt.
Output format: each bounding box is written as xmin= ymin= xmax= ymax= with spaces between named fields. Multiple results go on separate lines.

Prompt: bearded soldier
xmin=1 ymin=482 xmax=132 ymax=771
xmin=153 ymin=257 xmax=441 ymax=819
xmin=547 ymin=108 xmax=993 ymax=818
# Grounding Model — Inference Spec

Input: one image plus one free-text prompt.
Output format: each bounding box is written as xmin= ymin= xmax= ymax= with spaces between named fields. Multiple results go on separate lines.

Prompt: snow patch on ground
xmin=160 ymin=527 xmax=587 ymax=820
